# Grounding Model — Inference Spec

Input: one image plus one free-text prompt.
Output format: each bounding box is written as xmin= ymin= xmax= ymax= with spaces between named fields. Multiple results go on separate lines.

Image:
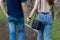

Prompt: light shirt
xmin=0 ymin=0 xmax=1 ymax=1
xmin=38 ymin=0 xmax=51 ymax=12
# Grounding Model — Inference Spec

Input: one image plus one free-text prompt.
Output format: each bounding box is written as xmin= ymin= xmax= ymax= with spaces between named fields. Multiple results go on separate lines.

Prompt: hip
xmin=36 ymin=12 xmax=53 ymax=24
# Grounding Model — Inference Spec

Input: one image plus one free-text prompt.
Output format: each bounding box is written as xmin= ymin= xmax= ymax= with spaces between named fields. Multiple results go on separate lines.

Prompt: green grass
xmin=51 ymin=17 xmax=60 ymax=40
xmin=0 ymin=9 xmax=6 ymax=20
xmin=52 ymin=17 xmax=60 ymax=31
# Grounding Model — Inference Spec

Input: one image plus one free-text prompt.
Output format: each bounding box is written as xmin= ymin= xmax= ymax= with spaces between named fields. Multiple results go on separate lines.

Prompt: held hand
xmin=26 ymin=18 xmax=31 ymax=24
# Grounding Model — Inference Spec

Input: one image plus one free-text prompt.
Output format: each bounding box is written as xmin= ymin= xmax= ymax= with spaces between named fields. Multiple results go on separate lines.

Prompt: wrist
xmin=28 ymin=17 xmax=31 ymax=19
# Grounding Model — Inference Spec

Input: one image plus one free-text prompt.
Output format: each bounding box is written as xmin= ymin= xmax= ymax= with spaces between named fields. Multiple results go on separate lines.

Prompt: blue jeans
xmin=36 ymin=12 xmax=53 ymax=40
xmin=7 ymin=16 xmax=24 ymax=40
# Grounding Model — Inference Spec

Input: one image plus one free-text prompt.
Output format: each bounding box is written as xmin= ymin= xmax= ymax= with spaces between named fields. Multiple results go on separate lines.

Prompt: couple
xmin=0 ymin=0 xmax=55 ymax=40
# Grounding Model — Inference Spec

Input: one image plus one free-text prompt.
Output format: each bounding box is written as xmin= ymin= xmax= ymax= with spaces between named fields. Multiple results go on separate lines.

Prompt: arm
xmin=29 ymin=0 xmax=38 ymax=18
xmin=26 ymin=0 xmax=39 ymax=23
xmin=0 ymin=0 xmax=8 ymax=17
xmin=21 ymin=2 xmax=29 ymax=17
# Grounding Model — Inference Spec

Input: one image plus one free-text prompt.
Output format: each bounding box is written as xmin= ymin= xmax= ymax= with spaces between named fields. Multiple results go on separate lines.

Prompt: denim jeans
xmin=7 ymin=16 xmax=24 ymax=40
xmin=36 ymin=12 xmax=53 ymax=40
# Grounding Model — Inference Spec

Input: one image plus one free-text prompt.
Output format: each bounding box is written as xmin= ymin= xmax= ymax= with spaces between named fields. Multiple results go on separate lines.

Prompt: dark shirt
xmin=6 ymin=0 xmax=26 ymax=18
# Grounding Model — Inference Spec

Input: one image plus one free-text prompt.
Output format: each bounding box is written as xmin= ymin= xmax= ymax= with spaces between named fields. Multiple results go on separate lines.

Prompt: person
xmin=27 ymin=0 xmax=55 ymax=40
xmin=0 ymin=0 xmax=29 ymax=40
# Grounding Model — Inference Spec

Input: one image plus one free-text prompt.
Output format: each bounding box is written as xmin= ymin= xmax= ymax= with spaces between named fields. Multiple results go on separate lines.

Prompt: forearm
xmin=29 ymin=8 xmax=36 ymax=18
xmin=21 ymin=2 xmax=29 ymax=17
xmin=0 ymin=0 xmax=8 ymax=17
xmin=29 ymin=0 xmax=38 ymax=18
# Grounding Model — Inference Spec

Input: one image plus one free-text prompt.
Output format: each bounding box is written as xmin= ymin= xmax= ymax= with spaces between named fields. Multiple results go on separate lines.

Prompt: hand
xmin=26 ymin=18 xmax=31 ymax=24
xmin=5 ymin=14 xmax=9 ymax=18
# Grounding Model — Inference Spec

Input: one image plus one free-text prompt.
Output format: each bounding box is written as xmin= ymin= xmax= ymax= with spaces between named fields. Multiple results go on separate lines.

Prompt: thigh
xmin=37 ymin=30 xmax=43 ymax=40
xmin=44 ymin=24 xmax=52 ymax=37
xmin=43 ymin=24 xmax=52 ymax=40
xmin=18 ymin=23 xmax=24 ymax=31
xmin=7 ymin=16 xmax=16 ymax=32
xmin=17 ymin=17 xmax=24 ymax=31
xmin=8 ymin=22 xmax=16 ymax=32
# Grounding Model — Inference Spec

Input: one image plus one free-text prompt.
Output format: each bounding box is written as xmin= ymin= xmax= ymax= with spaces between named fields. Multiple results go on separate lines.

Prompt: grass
xmin=51 ymin=17 xmax=60 ymax=40
xmin=0 ymin=9 xmax=6 ymax=20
